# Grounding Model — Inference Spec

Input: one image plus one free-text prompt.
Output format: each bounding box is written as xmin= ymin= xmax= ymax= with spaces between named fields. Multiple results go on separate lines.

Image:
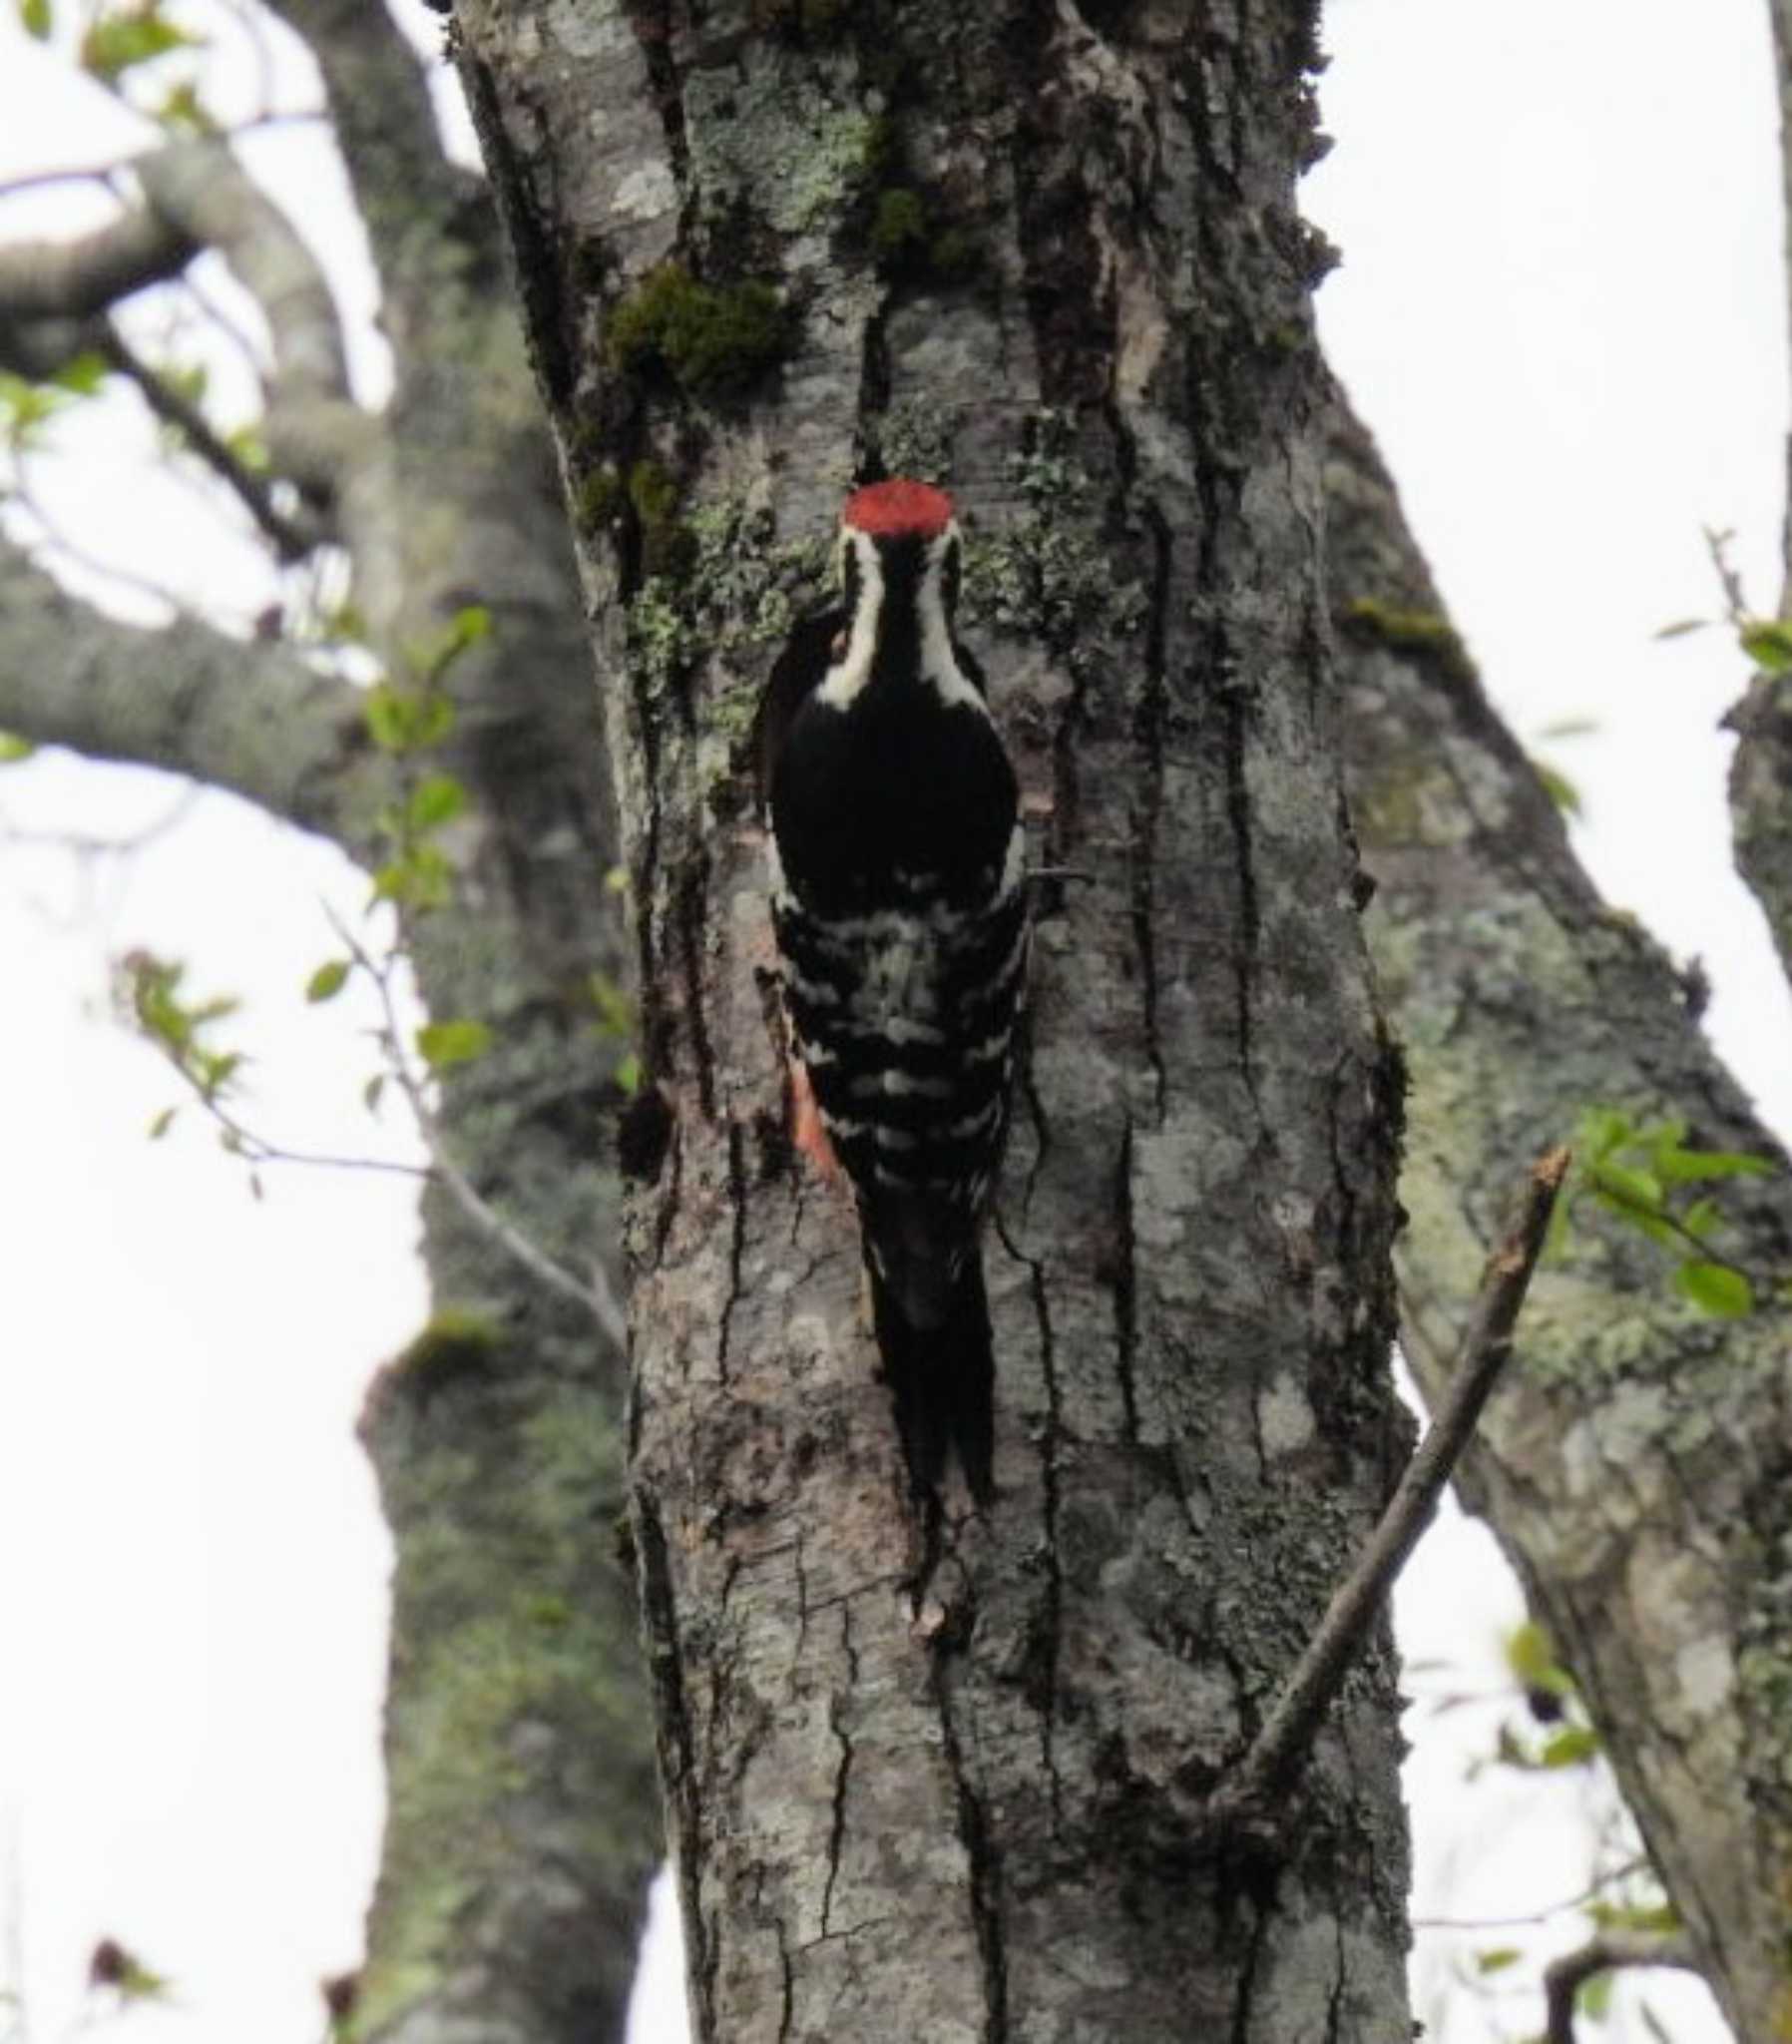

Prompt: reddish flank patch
xmin=842 ymin=478 xmax=956 ymax=539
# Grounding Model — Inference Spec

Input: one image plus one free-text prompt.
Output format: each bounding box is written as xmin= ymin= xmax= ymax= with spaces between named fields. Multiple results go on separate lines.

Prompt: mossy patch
xmin=394 ymin=1306 xmax=505 ymax=1386
xmin=606 ymin=263 xmax=788 ymax=399
xmin=1339 ymin=596 xmax=1478 ymax=689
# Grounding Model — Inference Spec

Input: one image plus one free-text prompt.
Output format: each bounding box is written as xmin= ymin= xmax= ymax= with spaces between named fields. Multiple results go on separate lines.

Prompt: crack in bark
xmin=1023 ymin=1238 xmax=1067 ymax=1832
xmin=933 ymin=1656 xmax=1010 ymax=2043
xmin=1128 ymin=497 xmax=1172 ymax=1120
xmin=621 ymin=0 xmax=690 ymax=191
xmin=717 ymin=1117 xmax=747 ymax=1384
xmin=1111 ymin=1116 xmax=1142 ymax=1451
xmin=775 ymin=1918 xmax=795 ymax=2044
xmin=1218 ymin=675 xmax=1261 ymax=1106
xmin=1225 ymin=1888 xmax=1271 ymax=2044
xmin=676 ymin=847 xmax=717 ymax=1119
xmin=633 ymin=1496 xmax=713 ymax=2032
xmin=821 ymin=1663 xmax=854 ymax=1936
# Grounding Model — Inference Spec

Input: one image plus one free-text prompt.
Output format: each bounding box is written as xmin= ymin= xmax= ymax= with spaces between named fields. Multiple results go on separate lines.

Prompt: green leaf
xmin=613 ymin=1051 xmax=644 ymax=1096
xmin=305 ymin=959 xmax=351 ymax=1003
xmin=1679 ymin=1197 xmax=1720 ymax=1241
xmin=1653 ymin=617 xmax=1708 ymax=641
xmin=0 ymin=732 xmax=36 ymax=764
xmin=1674 ymin=1260 xmax=1753 ymax=1318
xmin=19 ymin=0 xmax=52 ymax=38
xmin=362 ymin=1074 xmax=385 ymax=1116
xmin=416 ymin=1019 xmax=493 ymax=1071
xmin=80 ymin=8 xmax=200 ymax=85
xmin=1586 ymin=1160 xmax=1664 ymax=1213
xmin=1653 ymin=1146 xmax=1775 ymax=1184
xmin=147 ymin=1106 xmax=178 ymax=1141
xmin=1534 ymin=715 xmax=1600 ymax=741
xmin=1539 ymin=1725 xmax=1600 ymax=1769
xmin=406 ymin=774 xmax=467 ymax=832
xmin=51 ymin=350 xmax=109 ymax=396
xmin=1586 ymin=1900 xmax=1679 ymax=1936
xmin=1576 ymin=1967 xmax=1613 ymax=2021
xmin=1474 ymin=1948 xmax=1523 ymax=1976
xmin=1739 ymin=619 xmax=1792 ymax=673
xmin=1533 ymin=761 xmax=1583 ymax=817
xmin=1577 ymin=1107 xmax=1633 ymax=1161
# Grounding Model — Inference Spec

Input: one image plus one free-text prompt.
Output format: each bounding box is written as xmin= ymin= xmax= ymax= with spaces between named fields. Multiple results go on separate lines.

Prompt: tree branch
xmin=327 ymin=906 xmax=629 ymax=1348
xmin=1210 ymin=1146 xmax=1570 ymax=1828
xmin=100 ymin=321 xmax=323 ymax=561
xmin=258 ymin=0 xmax=476 ymax=313
xmin=0 ymin=531 xmax=385 ymax=847
xmin=131 ymin=139 xmax=368 ymax=511
xmin=0 ymin=209 xmax=194 ymax=325
xmin=1542 ymin=1931 xmax=1699 ymax=2044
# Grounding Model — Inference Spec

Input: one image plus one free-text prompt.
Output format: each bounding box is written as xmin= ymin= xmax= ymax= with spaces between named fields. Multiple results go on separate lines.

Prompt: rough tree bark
xmin=1732 ymin=0 xmax=1792 ymax=986
xmin=9 ymin=5 xmax=1792 ymax=2044
xmin=1328 ymin=382 xmax=1792 ymax=2041
xmin=455 ymin=1 xmax=1413 ymax=2036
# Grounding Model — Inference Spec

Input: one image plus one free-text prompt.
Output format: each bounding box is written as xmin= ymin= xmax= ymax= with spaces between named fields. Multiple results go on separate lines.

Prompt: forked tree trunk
xmin=455 ymin=1 xmax=1412 ymax=2033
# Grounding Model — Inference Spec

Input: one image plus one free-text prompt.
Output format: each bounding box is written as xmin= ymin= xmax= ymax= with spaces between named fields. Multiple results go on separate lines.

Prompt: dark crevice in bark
xmin=775 ymin=1920 xmax=796 ymax=2044
xmin=621 ymin=0 xmax=690 ymax=191
xmin=677 ymin=847 xmax=718 ymax=1118
xmin=1225 ymin=1887 xmax=1272 ymax=2044
xmin=717 ymin=1117 xmax=747 ymax=1383
xmin=635 ymin=1494 xmax=713 ymax=2033
xmin=1218 ymin=675 xmax=1261 ymax=1103
xmin=934 ymin=1658 xmax=1010 ymax=2043
xmin=855 ymin=303 xmax=893 ymax=472
xmin=1015 ymin=1230 xmax=1067 ymax=1830
xmin=1129 ymin=498 xmax=1172 ymax=1119
xmin=458 ymin=56 xmax=577 ymax=412
xmin=1111 ymin=1116 xmax=1142 ymax=1450
xmin=821 ymin=1682 xmax=853 ymax=1936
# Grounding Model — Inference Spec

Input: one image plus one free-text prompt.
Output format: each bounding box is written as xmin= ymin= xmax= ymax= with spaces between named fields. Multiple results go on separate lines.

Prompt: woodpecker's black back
xmin=758 ymin=484 xmax=1026 ymax=1501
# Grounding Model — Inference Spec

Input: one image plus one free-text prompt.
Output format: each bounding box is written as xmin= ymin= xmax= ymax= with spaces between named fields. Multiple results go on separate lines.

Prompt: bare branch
xmin=132 ymin=139 xmax=368 ymax=510
xmin=1411 ymin=1854 xmax=1650 ymax=1933
xmin=1211 ymin=1145 xmax=1571 ymax=1827
xmin=100 ymin=320 xmax=322 ymax=560
xmin=1542 ymin=1931 xmax=1699 ymax=2044
xmin=0 ymin=529 xmax=385 ymax=847
xmin=258 ymin=0 xmax=467 ymax=302
xmin=326 ymin=905 xmax=630 ymax=1349
xmin=0 ymin=209 xmax=195 ymax=324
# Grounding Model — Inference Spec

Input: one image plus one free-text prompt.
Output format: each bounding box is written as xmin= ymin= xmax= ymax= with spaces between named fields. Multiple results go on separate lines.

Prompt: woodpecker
xmin=758 ymin=479 xmax=1027 ymax=1502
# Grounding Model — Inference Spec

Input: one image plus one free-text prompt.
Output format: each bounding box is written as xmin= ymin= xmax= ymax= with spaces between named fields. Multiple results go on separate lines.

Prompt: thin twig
xmin=102 ymin=321 xmax=322 ymax=561
xmin=1543 ymin=1930 xmax=1698 ymax=2043
xmin=1412 ymin=1854 xmax=1649 ymax=1933
xmin=325 ymin=904 xmax=630 ymax=1349
xmin=1210 ymin=1144 xmax=1572 ymax=1828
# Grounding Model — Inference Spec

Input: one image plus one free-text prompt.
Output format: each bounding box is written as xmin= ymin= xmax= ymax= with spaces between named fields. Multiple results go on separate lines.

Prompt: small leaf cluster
xmin=0 ymin=351 xmax=108 ymax=458
xmin=116 ymin=950 xmax=244 ymax=1138
xmin=1553 ymin=1107 xmax=1776 ymax=1317
xmin=588 ymin=970 xmax=642 ymax=1095
xmin=360 ymin=606 xmax=486 ymax=912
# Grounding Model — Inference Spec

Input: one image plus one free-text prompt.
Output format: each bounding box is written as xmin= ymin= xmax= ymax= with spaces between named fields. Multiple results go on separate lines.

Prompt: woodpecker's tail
xmin=867 ymin=1248 xmax=996 ymax=1506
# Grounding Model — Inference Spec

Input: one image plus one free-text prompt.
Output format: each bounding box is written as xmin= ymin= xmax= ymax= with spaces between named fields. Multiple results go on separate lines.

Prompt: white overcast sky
xmin=0 ymin=3 xmax=1786 ymax=2042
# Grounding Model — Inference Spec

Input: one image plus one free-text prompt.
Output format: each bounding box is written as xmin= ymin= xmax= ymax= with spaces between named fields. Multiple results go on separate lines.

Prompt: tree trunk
xmin=1328 ymin=379 xmax=1792 ymax=2042
xmin=456 ymin=1 xmax=1413 ymax=2035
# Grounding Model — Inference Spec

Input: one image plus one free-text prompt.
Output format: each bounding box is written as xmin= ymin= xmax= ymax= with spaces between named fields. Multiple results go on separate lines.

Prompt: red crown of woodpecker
xmin=842 ymin=479 xmax=956 ymax=541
